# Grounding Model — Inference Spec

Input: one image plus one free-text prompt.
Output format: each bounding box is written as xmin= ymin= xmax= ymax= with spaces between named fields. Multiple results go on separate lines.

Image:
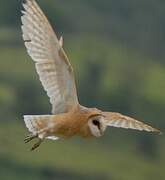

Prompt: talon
xmin=31 ymin=139 xmax=43 ymax=151
xmin=24 ymin=134 xmax=37 ymax=143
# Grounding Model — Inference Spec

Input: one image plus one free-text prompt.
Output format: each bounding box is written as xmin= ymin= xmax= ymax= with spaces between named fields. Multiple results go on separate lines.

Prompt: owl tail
xmin=23 ymin=115 xmax=53 ymax=134
xmin=24 ymin=115 xmax=59 ymax=139
xmin=23 ymin=115 xmax=58 ymax=151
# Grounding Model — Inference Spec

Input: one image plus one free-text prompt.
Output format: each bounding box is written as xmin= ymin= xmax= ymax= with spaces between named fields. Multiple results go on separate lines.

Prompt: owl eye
xmin=92 ymin=120 xmax=100 ymax=128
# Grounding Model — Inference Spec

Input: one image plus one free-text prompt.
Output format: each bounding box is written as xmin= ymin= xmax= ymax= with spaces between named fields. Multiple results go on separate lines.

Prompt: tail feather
xmin=23 ymin=115 xmax=52 ymax=134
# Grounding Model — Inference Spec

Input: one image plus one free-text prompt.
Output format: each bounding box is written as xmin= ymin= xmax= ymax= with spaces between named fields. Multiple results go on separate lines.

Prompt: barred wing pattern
xmin=21 ymin=0 xmax=78 ymax=114
xmin=104 ymin=112 xmax=160 ymax=133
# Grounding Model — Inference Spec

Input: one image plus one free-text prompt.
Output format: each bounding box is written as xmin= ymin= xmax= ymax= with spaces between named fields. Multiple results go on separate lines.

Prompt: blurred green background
xmin=0 ymin=0 xmax=164 ymax=179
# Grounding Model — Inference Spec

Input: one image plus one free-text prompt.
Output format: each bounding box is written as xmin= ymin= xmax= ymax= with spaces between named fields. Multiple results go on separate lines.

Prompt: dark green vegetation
xmin=0 ymin=0 xmax=165 ymax=180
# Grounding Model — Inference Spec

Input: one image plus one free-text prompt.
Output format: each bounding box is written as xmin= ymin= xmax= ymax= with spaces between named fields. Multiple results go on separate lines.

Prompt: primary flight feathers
xmin=104 ymin=112 xmax=161 ymax=133
xmin=21 ymin=0 xmax=78 ymax=114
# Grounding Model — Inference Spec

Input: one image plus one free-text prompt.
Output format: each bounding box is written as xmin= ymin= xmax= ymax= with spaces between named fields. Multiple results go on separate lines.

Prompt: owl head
xmin=88 ymin=115 xmax=107 ymax=137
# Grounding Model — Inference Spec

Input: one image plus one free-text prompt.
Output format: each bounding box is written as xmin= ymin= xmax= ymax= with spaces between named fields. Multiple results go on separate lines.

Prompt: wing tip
xmin=22 ymin=0 xmax=34 ymax=9
xmin=152 ymin=128 xmax=162 ymax=135
xmin=22 ymin=0 xmax=26 ymax=4
xmin=144 ymin=124 xmax=162 ymax=134
xmin=22 ymin=0 xmax=32 ymax=4
xmin=22 ymin=0 xmax=28 ymax=6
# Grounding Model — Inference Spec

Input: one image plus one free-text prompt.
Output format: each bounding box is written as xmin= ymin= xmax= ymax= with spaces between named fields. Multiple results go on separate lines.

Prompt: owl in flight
xmin=21 ymin=0 xmax=160 ymax=151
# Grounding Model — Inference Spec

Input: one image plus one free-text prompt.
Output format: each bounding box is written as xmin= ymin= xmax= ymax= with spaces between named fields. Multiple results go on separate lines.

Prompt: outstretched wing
xmin=21 ymin=0 xmax=79 ymax=114
xmin=103 ymin=112 xmax=161 ymax=133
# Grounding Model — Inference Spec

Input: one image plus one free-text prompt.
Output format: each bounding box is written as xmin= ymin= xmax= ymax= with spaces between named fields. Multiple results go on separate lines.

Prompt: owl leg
xmin=24 ymin=133 xmax=38 ymax=143
xmin=24 ymin=126 xmax=50 ymax=143
xmin=24 ymin=128 xmax=50 ymax=150
xmin=31 ymin=132 xmax=47 ymax=151
xmin=31 ymin=138 xmax=43 ymax=151
xmin=24 ymin=133 xmax=44 ymax=151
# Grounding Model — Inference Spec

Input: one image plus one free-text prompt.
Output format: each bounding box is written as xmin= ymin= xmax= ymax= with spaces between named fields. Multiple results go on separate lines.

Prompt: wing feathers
xmin=59 ymin=36 xmax=63 ymax=47
xmin=104 ymin=112 xmax=161 ymax=133
xmin=21 ymin=0 xmax=78 ymax=114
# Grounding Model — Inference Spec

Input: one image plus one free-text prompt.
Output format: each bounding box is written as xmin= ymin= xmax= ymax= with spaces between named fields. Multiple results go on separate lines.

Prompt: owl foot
xmin=31 ymin=138 xmax=43 ymax=151
xmin=24 ymin=133 xmax=38 ymax=143
xmin=24 ymin=133 xmax=45 ymax=151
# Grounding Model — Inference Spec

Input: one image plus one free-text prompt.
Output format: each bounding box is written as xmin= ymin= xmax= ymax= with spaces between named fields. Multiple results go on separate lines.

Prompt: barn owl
xmin=21 ymin=0 xmax=161 ymax=151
